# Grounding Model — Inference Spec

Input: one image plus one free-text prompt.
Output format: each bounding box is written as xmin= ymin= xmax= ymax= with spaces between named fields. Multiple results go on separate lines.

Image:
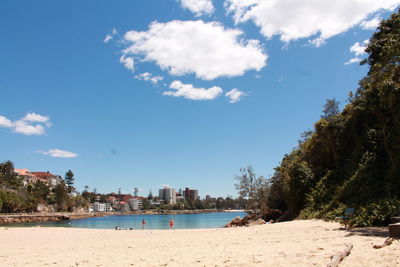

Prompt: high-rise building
xmin=184 ymin=187 xmax=199 ymax=200
xmin=159 ymin=187 xmax=177 ymax=204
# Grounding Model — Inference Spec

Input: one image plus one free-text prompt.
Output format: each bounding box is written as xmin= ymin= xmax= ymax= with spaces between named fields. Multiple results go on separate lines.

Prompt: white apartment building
xmin=128 ymin=198 xmax=143 ymax=210
xmin=159 ymin=187 xmax=176 ymax=204
xmin=93 ymin=202 xmax=112 ymax=212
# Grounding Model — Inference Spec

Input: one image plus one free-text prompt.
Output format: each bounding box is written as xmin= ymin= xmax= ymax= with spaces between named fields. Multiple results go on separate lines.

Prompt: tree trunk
xmin=327 ymin=244 xmax=353 ymax=267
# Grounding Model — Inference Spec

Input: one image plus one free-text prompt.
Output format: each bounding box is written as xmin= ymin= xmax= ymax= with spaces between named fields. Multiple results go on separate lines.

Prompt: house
xmin=31 ymin=171 xmax=63 ymax=188
xmin=150 ymin=199 xmax=163 ymax=206
xmin=176 ymin=192 xmax=184 ymax=201
xmin=119 ymin=201 xmax=130 ymax=212
xmin=14 ymin=169 xmax=39 ymax=186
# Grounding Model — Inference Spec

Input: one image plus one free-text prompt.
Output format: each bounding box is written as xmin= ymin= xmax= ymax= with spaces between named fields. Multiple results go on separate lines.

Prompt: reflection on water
xmin=4 ymin=212 xmax=246 ymax=230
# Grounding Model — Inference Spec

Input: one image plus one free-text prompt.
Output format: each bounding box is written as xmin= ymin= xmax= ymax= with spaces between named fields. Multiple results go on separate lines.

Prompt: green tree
xmin=0 ymin=160 xmax=15 ymax=180
xmin=234 ymin=166 xmax=268 ymax=211
xmin=31 ymin=181 xmax=51 ymax=203
xmin=321 ymin=98 xmax=340 ymax=119
xmin=64 ymin=170 xmax=75 ymax=193
xmin=148 ymin=189 xmax=153 ymax=200
xmin=53 ymin=181 xmax=69 ymax=211
xmin=141 ymin=198 xmax=150 ymax=210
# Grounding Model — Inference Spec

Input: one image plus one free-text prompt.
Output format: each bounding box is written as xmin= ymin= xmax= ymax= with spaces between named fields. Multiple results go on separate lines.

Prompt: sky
xmin=1 ymin=0 xmax=399 ymax=198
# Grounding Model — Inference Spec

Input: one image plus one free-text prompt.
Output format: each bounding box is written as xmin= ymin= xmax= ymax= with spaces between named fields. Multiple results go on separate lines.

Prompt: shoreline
xmin=0 ymin=209 xmax=245 ymax=225
xmin=0 ymin=212 xmax=108 ymax=225
xmin=0 ymin=220 xmax=396 ymax=266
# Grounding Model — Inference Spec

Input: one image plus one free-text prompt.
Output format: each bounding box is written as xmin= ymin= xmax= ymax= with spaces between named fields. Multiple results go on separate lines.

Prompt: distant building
xmin=159 ymin=187 xmax=176 ymax=204
xmin=150 ymin=199 xmax=163 ymax=206
xmin=128 ymin=198 xmax=143 ymax=210
xmin=106 ymin=195 xmax=118 ymax=205
xmin=14 ymin=169 xmax=39 ymax=186
xmin=184 ymin=187 xmax=199 ymax=200
xmin=93 ymin=202 xmax=112 ymax=212
xmin=176 ymin=192 xmax=184 ymax=201
xmin=31 ymin=171 xmax=63 ymax=188
xmin=119 ymin=201 xmax=130 ymax=212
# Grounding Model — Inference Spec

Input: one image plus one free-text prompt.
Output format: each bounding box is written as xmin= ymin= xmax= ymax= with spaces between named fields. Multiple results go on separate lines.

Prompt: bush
xmin=349 ymin=199 xmax=400 ymax=227
xmin=0 ymin=190 xmax=36 ymax=213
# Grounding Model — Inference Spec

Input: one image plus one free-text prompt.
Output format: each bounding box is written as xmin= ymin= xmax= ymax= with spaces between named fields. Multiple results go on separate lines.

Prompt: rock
xmin=225 ymin=216 xmax=267 ymax=228
xmin=389 ymin=222 xmax=400 ymax=238
xmin=247 ymin=218 xmax=266 ymax=226
xmin=224 ymin=216 xmax=243 ymax=228
xmin=390 ymin=216 xmax=400 ymax=224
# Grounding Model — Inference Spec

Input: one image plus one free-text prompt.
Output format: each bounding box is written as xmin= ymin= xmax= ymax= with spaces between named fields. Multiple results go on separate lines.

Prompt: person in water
xmin=169 ymin=219 xmax=174 ymax=229
xmin=141 ymin=219 xmax=146 ymax=229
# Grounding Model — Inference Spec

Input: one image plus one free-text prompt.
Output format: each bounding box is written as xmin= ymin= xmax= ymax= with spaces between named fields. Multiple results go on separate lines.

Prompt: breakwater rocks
xmin=0 ymin=212 xmax=108 ymax=225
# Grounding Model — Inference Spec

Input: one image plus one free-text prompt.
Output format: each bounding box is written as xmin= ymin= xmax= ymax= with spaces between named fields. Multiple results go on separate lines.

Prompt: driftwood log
xmin=327 ymin=244 xmax=353 ymax=267
xmin=373 ymin=238 xmax=394 ymax=249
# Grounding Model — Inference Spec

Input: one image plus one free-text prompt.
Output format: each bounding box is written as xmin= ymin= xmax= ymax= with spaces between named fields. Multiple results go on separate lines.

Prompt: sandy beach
xmin=0 ymin=220 xmax=398 ymax=266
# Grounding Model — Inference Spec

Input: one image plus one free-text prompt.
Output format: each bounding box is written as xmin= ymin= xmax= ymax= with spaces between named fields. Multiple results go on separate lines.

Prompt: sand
xmin=0 ymin=220 xmax=398 ymax=266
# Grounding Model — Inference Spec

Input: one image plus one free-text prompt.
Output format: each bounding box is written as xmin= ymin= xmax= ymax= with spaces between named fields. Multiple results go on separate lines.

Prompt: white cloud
xmin=164 ymin=80 xmax=223 ymax=100
xmin=134 ymin=72 xmax=164 ymax=84
xmin=0 ymin=113 xmax=51 ymax=135
xmin=0 ymin=115 xmax=13 ymax=128
xmin=225 ymin=88 xmax=246 ymax=103
xmin=22 ymin=112 xmax=49 ymax=123
xmin=360 ymin=17 xmax=382 ymax=30
xmin=104 ymin=28 xmax=118 ymax=43
xmin=36 ymin=149 xmax=78 ymax=158
xmin=225 ymin=0 xmax=400 ymax=45
xmin=345 ymin=39 xmax=369 ymax=65
xmin=122 ymin=20 xmax=267 ymax=80
xmin=344 ymin=57 xmax=362 ymax=65
xmin=350 ymin=40 xmax=369 ymax=56
xmin=119 ymin=55 xmax=134 ymax=71
xmin=178 ymin=0 xmax=215 ymax=16
xmin=104 ymin=34 xmax=113 ymax=43
xmin=13 ymin=121 xmax=46 ymax=135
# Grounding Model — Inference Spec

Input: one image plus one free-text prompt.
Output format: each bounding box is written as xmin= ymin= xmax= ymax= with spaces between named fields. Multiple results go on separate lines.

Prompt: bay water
xmin=4 ymin=211 xmax=246 ymax=229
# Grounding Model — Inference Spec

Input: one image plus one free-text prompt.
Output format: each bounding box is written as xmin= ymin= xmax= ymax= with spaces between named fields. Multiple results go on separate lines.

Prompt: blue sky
xmin=1 ymin=0 xmax=399 ymax=197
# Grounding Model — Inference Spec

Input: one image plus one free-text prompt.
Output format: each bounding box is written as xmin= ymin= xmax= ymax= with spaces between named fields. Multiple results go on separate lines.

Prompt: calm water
xmin=4 ymin=212 xmax=246 ymax=229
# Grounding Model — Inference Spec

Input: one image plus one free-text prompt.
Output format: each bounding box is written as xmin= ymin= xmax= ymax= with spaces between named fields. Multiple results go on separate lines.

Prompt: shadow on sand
xmin=336 ymin=227 xmax=389 ymax=238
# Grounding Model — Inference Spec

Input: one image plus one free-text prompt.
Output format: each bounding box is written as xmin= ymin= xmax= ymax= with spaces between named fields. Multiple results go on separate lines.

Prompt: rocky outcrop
xmin=225 ymin=215 xmax=266 ymax=228
xmin=247 ymin=218 xmax=266 ymax=226
xmin=224 ymin=216 xmax=245 ymax=227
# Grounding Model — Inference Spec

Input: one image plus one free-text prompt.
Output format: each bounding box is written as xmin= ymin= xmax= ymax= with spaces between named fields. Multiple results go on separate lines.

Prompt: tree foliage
xmin=262 ymin=11 xmax=400 ymax=226
xmin=64 ymin=170 xmax=75 ymax=193
xmin=0 ymin=161 xmax=86 ymax=213
xmin=234 ymin=166 xmax=268 ymax=211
